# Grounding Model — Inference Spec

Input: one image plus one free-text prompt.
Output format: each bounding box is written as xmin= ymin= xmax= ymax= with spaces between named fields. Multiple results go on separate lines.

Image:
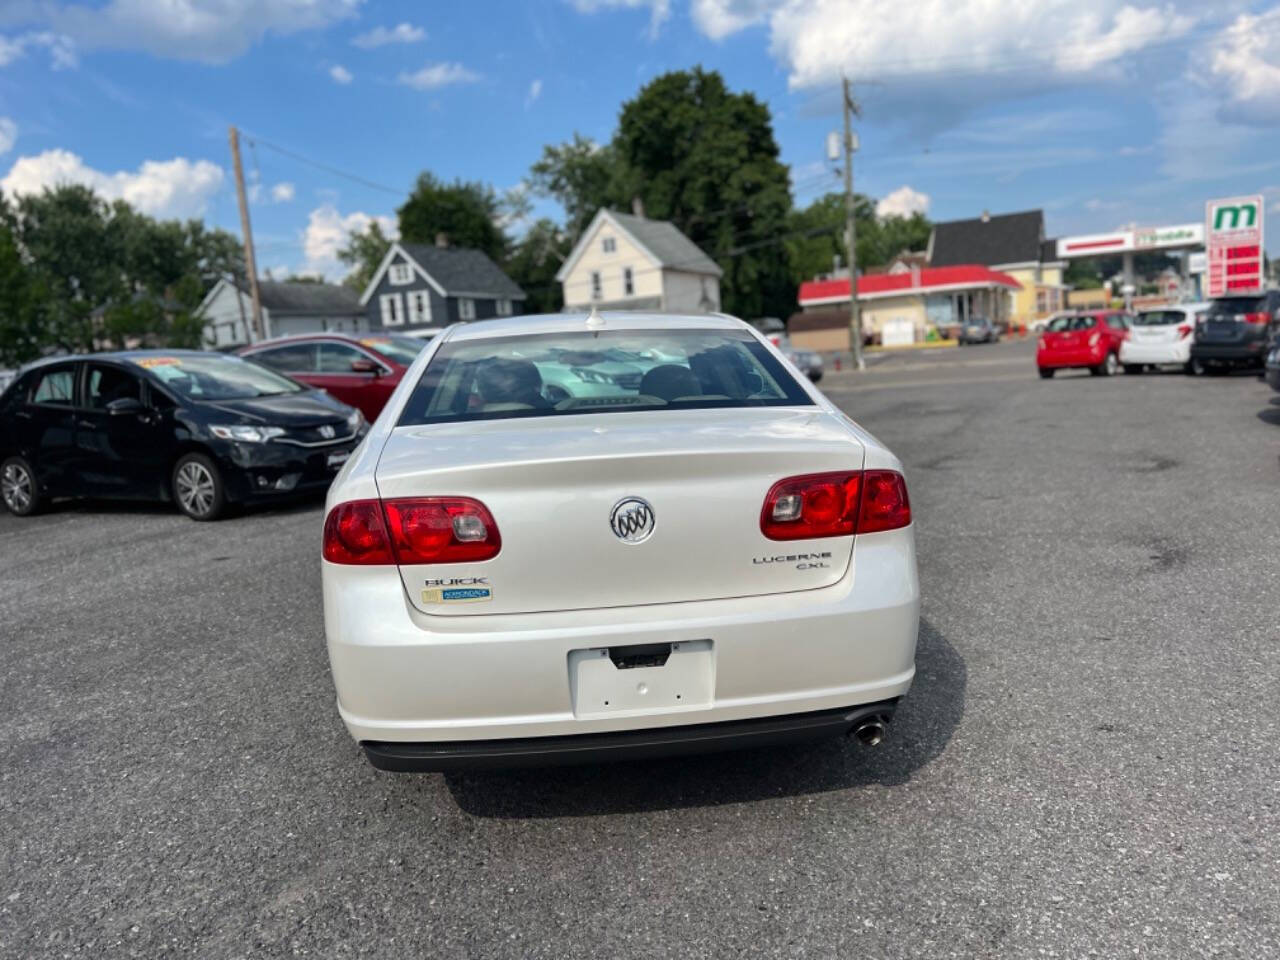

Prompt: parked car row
xmin=1036 ymin=293 xmax=1280 ymax=379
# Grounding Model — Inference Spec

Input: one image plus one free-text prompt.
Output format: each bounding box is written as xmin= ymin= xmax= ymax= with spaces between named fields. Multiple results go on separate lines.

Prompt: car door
xmin=77 ymin=362 xmax=170 ymax=497
xmin=15 ymin=364 xmax=80 ymax=495
xmin=315 ymin=342 xmax=389 ymax=419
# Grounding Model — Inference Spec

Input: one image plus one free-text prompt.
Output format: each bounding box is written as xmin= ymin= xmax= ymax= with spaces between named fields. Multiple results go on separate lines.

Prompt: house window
xmin=389 ymin=263 xmax=413 ymax=285
xmin=458 ymin=297 xmax=476 ymax=321
xmin=380 ymin=293 xmax=404 ymax=326
xmin=602 ymin=236 xmax=616 ymax=254
xmin=408 ymin=290 xmax=431 ymax=325
xmin=623 ymin=267 xmax=634 ymax=297
xmin=590 ymin=271 xmax=602 ymax=300
xmin=1035 ymin=290 xmax=1047 ymax=314
xmin=495 ymin=299 xmax=513 ymax=316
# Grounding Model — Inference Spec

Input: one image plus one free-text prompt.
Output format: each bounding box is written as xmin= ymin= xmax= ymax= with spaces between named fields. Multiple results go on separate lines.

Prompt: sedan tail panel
xmin=374 ymin=408 xmax=865 ymax=616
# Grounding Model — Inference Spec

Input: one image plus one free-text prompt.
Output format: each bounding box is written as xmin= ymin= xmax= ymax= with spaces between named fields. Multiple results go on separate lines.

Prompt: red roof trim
xmin=798 ymin=264 xmax=1022 ymax=305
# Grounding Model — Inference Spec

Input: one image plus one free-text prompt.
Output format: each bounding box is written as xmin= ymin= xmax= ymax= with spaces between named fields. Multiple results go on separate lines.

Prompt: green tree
xmin=337 ymin=220 xmax=393 ymax=293
xmin=0 ymin=197 xmax=45 ymax=367
xmin=397 ymin=172 xmax=507 ymax=262
xmin=612 ymin=68 xmax=794 ymax=319
xmin=504 ymin=218 xmax=570 ymax=314
xmin=528 ymin=134 xmax=622 ymax=240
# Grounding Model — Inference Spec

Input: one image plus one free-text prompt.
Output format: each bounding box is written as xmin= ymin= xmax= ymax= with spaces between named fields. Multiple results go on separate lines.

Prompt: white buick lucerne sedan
xmin=321 ymin=312 xmax=919 ymax=770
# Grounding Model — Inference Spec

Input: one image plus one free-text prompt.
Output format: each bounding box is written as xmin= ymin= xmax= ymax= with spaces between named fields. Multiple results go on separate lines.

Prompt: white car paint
xmin=1120 ymin=303 xmax=1209 ymax=368
xmin=322 ymin=312 xmax=919 ymax=765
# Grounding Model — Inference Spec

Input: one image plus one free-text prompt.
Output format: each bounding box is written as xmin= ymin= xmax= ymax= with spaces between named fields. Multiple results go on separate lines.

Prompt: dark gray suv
xmin=1190 ymin=291 xmax=1280 ymax=373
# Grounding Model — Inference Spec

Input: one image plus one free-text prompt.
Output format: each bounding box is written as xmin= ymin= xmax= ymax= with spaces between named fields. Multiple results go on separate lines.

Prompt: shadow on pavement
xmin=34 ymin=491 xmax=327 ymax=521
xmin=442 ymin=617 xmax=965 ymax=819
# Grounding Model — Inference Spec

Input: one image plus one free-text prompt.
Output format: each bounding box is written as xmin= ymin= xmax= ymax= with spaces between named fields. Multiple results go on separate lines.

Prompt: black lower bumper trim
xmin=361 ymin=699 xmax=900 ymax=772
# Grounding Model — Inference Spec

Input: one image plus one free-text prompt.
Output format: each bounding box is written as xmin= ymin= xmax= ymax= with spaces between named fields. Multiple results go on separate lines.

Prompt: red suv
xmin=238 ymin=334 xmax=431 ymax=420
xmin=1037 ymin=310 xmax=1130 ymax=378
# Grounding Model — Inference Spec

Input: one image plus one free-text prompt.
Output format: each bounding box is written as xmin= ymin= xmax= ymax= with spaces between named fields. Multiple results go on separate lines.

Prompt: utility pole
xmin=228 ymin=125 xmax=265 ymax=343
xmin=841 ymin=75 xmax=865 ymax=371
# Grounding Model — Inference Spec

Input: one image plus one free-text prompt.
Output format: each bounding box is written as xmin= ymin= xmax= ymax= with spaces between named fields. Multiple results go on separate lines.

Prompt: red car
xmin=1037 ymin=310 xmax=1130 ymax=378
xmin=238 ymin=333 xmax=430 ymax=420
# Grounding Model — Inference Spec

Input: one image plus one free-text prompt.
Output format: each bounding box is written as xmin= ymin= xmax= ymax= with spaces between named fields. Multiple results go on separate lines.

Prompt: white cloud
xmin=329 ymin=63 xmax=352 ymax=85
xmin=691 ymin=0 xmax=773 ymax=40
xmin=351 ymin=22 xmax=424 ymax=48
xmin=568 ymin=0 xmax=672 ymax=38
xmin=0 ymin=117 xmax=15 ymax=155
xmin=0 ymin=31 xmax=77 ymax=69
xmin=44 ymin=0 xmax=361 ymax=63
xmin=397 ymin=62 xmax=481 ymax=91
xmin=525 ymin=78 xmax=542 ymax=108
xmin=271 ymin=182 xmax=295 ymax=203
xmin=302 ymin=204 xmax=397 ymax=279
xmin=1 ymin=149 xmax=223 ymax=218
xmin=876 ymin=185 xmax=930 ymax=218
xmin=1207 ymin=9 xmax=1280 ymax=126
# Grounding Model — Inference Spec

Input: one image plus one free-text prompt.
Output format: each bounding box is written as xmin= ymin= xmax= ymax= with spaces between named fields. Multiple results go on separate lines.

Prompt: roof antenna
xmin=585 ymin=304 xmax=605 ymax=330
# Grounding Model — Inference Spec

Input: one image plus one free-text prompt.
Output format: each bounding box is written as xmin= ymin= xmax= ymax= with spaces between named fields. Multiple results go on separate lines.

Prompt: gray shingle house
xmin=358 ymin=241 xmax=527 ymax=333
xmin=196 ymin=279 xmax=366 ymax=349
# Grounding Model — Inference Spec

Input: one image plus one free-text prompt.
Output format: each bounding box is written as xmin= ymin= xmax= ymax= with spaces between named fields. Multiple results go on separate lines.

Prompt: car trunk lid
xmin=375 ymin=407 xmax=864 ymax=616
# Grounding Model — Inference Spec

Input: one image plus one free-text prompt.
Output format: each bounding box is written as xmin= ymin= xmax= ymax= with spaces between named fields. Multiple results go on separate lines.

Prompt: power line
xmin=239 ymin=131 xmax=408 ymax=197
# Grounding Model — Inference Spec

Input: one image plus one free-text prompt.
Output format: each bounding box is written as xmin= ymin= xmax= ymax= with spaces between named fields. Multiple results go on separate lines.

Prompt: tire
xmin=1186 ymin=357 xmax=1205 ymax=376
xmin=1123 ymin=364 xmax=1143 ymax=375
xmin=172 ymin=452 xmax=226 ymax=521
xmin=1038 ymin=367 xmax=1054 ymax=379
xmin=1 ymin=456 xmax=42 ymax=517
xmin=1093 ymin=353 xmax=1118 ymax=377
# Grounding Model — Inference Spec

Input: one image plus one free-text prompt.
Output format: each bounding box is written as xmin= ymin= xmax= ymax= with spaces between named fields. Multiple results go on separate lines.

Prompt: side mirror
xmin=350 ymin=358 xmax=380 ymax=375
xmin=107 ymin=396 xmax=145 ymax=416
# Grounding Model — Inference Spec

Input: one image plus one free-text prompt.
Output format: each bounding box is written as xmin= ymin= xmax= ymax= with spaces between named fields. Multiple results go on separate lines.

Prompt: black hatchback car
xmin=0 ymin=350 xmax=367 ymax=521
xmin=1190 ymin=291 xmax=1280 ymax=373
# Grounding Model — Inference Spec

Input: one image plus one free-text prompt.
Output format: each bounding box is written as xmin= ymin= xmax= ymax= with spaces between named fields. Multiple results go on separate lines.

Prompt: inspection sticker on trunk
xmin=422 ymin=584 xmax=493 ymax=604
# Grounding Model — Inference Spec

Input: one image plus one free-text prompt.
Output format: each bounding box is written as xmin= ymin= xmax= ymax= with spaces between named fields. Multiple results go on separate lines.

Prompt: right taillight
xmin=760 ymin=469 xmax=910 ymax=540
xmin=323 ymin=497 xmax=501 ymax=565
xmin=1177 ymin=324 xmax=1192 ymax=339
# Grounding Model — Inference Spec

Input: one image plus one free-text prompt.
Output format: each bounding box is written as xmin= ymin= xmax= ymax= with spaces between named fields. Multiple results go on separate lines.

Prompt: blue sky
xmin=3 ymin=0 xmax=1279 ymax=280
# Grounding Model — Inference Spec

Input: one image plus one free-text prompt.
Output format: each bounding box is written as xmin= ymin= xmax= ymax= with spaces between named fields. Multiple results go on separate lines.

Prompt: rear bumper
xmin=362 ymin=699 xmax=899 ymax=771
xmin=1120 ymin=340 xmax=1191 ymax=365
xmin=1037 ymin=348 xmax=1104 ymax=369
xmin=324 ymin=526 xmax=919 ymax=757
xmin=1190 ymin=342 xmax=1267 ymax=366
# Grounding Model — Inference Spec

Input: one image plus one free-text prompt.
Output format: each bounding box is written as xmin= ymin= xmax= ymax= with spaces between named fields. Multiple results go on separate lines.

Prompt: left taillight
xmin=323 ymin=497 xmax=501 ymax=565
xmin=760 ymin=470 xmax=911 ymax=541
xmin=1244 ymin=312 xmax=1270 ymax=325
xmin=323 ymin=499 xmax=395 ymax=564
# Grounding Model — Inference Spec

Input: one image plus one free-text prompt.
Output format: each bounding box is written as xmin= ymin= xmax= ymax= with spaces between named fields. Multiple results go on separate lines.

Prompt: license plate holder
xmin=568 ymin=639 xmax=713 ymax=718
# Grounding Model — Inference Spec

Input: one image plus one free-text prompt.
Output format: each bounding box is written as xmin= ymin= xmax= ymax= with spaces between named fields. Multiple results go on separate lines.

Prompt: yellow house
xmin=556 ymin=209 xmax=723 ymax=313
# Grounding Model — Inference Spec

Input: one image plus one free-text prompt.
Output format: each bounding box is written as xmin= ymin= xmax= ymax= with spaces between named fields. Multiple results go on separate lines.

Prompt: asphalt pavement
xmin=3 ymin=338 xmax=1279 ymax=958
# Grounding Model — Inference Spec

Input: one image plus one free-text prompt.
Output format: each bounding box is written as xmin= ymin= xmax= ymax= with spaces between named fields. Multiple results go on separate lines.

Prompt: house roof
xmin=929 ymin=210 xmax=1045 ymax=268
xmin=555 ymin=209 xmax=723 ymax=282
xmin=256 ymin=281 xmax=361 ymax=315
xmin=398 ymin=244 xmax=526 ymax=298
xmin=798 ymin=264 xmax=1022 ymax=306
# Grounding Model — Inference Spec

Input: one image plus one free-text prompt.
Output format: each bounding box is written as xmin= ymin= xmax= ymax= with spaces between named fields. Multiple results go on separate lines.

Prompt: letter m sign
xmin=1208 ymin=197 xmax=1262 ymax=233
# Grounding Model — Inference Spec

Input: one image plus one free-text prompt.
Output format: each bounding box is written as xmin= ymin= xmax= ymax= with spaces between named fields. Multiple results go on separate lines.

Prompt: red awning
xmin=798 ymin=265 xmax=1022 ymax=306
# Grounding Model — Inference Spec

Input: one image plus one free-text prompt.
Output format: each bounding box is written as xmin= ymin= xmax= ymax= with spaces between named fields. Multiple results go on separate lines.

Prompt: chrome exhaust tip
xmin=852 ymin=719 xmax=886 ymax=747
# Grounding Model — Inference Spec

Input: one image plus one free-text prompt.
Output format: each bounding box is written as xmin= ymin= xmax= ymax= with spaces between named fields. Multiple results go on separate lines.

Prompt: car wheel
xmin=1038 ymin=367 xmax=1054 ymax=379
xmin=172 ymin=452 xmax=226 ymax=521
xmin=1186 ymin=357 xmax=1205 ymax=376
xmin=1 ymin=456 xmax=42 ymax=517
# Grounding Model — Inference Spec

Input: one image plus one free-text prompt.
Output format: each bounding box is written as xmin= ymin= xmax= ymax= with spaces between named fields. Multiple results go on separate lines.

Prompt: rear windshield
xmin=1134 ymin=311 xmax=1186 ymax=326
xmin=397 ymin=328 xmax=812 ymax=426
xmin=1206 ymin=297 xmax=1265 ymax=316
xmin=1046 ymin=315 xmax=1095 ymax=332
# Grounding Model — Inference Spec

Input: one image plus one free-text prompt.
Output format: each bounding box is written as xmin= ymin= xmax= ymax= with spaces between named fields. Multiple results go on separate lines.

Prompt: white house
xmin=556 ymin=209 xmax=723 ymax=313
xmin=196 ymin=279 xmax=366 ymax=349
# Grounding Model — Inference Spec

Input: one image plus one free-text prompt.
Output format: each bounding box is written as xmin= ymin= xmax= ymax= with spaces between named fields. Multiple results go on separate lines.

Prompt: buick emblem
xmin=318 ymin=424 xmax=336 ymax=439
xmin=610 ymin=497 xmax=655 ymax=544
